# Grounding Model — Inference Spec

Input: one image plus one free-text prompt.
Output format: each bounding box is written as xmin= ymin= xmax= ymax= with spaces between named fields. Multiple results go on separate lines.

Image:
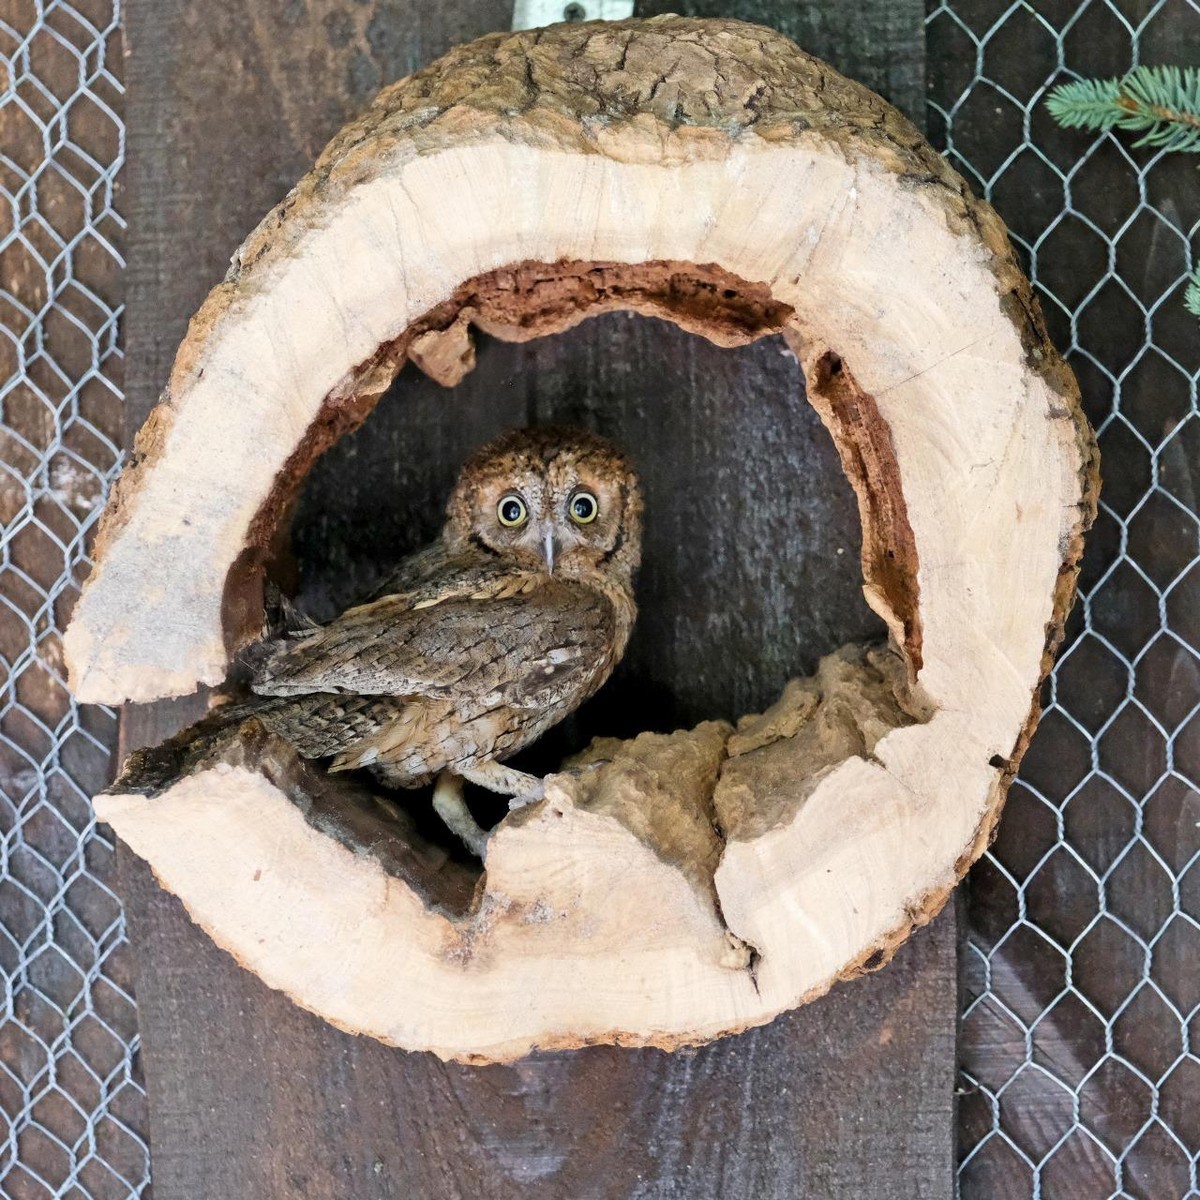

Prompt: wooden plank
xmin=123 ymin=854 xmax=956 ymax=1199
xmin=119 ymin=1 xmax=956 ymax=1196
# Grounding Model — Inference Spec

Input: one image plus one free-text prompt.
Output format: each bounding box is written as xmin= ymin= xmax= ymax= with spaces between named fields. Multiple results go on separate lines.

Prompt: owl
xmin=244 ymin=427 xmax=643 ymax=856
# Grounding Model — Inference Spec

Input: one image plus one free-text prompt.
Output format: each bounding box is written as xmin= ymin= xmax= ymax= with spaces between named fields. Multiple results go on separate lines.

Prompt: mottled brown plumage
xmin=244 ymin=428 xmax=642 ymax=852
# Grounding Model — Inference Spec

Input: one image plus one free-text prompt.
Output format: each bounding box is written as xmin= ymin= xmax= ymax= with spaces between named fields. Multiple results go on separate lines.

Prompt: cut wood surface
xmin=72 ymin=15 xmax=1097 ymax=1064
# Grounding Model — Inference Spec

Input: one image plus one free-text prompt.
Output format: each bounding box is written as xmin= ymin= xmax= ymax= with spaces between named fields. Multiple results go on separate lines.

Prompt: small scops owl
xmin=248 ymin=427 xmax=643 ymax=855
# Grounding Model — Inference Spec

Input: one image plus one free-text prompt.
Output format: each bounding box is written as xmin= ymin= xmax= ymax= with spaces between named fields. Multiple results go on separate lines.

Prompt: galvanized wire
xmin=0 ymin=1 xmax=147 ymax=1197
xmin=928 ymin=1 xmax=1200 ymax=1196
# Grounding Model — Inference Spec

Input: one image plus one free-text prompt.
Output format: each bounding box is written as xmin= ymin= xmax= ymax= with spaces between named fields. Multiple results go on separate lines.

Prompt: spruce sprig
xmin=1046 ymin=65 xmax=1200 ymax=154
xmin=1048 ymin=66 xmax=1200 ymax=320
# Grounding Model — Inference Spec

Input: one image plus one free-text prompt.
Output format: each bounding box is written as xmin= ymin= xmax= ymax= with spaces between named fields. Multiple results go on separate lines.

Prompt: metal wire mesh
xmin=1 ymin=1 xmax=1197 ymax=1197
xmin=0 ymin=1 xmax=148 ymax=1197
xmin=927 ymin=0 xmax=1200 ymax=1196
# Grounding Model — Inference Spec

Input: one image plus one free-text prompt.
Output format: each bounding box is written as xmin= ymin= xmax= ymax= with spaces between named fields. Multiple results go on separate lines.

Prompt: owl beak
xmin=542 ymin=526 xmax=557 ymax=575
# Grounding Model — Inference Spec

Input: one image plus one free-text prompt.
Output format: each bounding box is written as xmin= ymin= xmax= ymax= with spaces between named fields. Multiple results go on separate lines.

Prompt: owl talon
xmin=508 ymin=781 xmax=546 ymax=811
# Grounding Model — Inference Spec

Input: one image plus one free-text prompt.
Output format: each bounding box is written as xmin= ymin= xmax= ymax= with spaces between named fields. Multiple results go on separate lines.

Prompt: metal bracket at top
xmin=512 ymin=1 xmax=635 ymax=31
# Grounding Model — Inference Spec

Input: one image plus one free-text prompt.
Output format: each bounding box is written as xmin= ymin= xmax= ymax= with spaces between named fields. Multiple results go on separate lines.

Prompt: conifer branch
xmin=1046 ymin=66 xmax=1200 ymax=154
xmin=1185 ymin=266 xmax=1200 ymax=318
xmin=1048 ymin=67 xmax=1200 ymax=323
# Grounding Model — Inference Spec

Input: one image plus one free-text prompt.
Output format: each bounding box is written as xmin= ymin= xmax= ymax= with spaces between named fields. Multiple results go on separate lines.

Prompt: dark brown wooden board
xmin=121 ymin=853 xmax=956 ymax=1199
xmin=118 ymin=1 xmax=957 ymax=1197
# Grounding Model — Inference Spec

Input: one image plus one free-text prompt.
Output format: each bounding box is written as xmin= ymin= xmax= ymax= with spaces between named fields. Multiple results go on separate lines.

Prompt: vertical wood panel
xmin=122 ymin=857 xmax=957 ymax=1199
xmin=120 ymin=2 xmax=957 ymax=1196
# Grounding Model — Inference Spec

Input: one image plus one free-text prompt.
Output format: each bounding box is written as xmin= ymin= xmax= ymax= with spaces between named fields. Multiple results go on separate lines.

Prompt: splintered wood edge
xmin=67 ymin=16 xmax=1098 ymax=1058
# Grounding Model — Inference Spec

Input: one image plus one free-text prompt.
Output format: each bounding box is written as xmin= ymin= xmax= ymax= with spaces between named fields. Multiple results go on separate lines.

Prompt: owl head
xmin=445 ymin=427 xmax=643 ymax=585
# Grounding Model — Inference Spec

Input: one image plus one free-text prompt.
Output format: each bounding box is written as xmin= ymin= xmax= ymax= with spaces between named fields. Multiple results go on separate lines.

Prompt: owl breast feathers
xmin=245 ymin=427 xmax=643 ymax=791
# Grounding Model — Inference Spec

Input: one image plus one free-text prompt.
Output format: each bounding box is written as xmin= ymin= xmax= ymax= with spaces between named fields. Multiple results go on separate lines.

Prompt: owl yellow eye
xmin=497 ymin=494 xmax=528 ymax=528
xmin=569 ymin=491 xmax=598 ymax=524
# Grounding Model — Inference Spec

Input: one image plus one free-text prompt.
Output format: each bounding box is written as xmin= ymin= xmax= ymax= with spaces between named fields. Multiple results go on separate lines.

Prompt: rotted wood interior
xmin=221 ymin=257 xmax=802 ymax=658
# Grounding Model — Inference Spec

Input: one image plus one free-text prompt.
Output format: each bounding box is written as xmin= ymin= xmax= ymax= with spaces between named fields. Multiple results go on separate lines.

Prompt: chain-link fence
xmin=928 ymin=1 xmax=1200 ymax=1196
xmin=1 ymin=1 xmax=1197 ymax=1198
xmin=0 ymin=1 xmax=148 ymax=1197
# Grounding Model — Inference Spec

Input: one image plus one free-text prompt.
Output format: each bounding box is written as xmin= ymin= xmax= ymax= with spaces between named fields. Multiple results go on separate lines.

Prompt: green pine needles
xmin=1046 ymin=66 xmax=1200 ymax=317
xmin=1046 ymin=65 xmax=1200 ymax=152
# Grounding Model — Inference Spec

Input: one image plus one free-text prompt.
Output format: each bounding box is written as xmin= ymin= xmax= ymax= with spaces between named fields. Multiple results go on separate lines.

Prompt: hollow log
xmin=67 ymin=16 xmax=1098 ymax=1062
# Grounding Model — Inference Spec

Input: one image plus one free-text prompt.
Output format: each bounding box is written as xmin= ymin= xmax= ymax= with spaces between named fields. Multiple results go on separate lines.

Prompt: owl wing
xmin=366 ymin=539 xmax=459 ymax=600
xmin=250 ymin=576 xmax=616 ymax=713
